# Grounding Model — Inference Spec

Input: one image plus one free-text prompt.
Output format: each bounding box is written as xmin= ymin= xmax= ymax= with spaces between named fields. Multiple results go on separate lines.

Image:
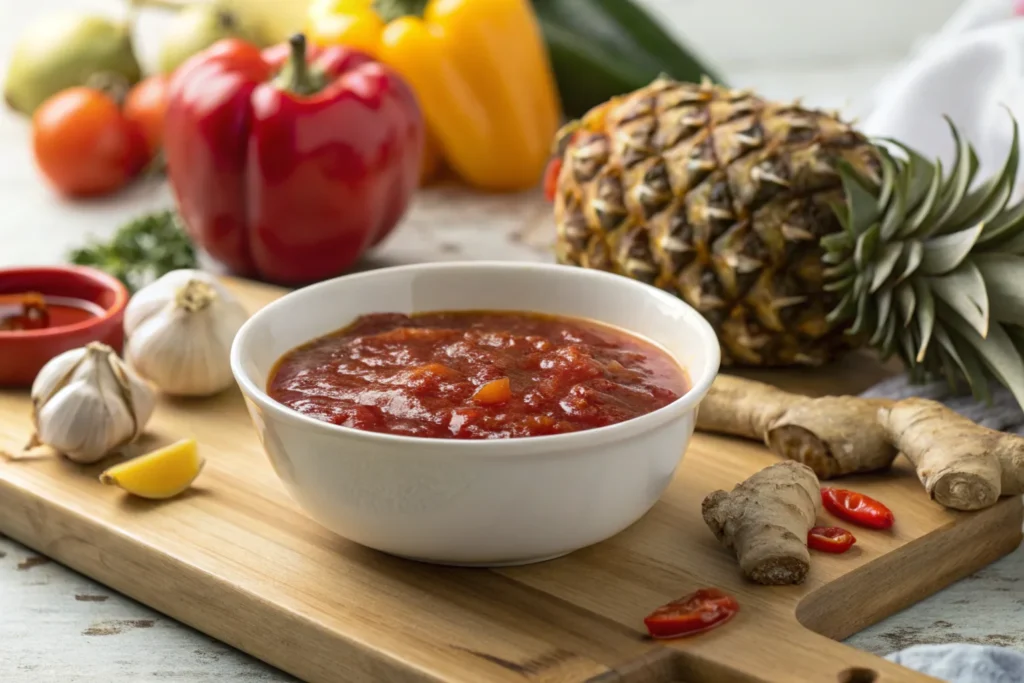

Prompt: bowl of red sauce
xmin=0 ymin=266 xmax=129 ymax=387
xmin=231 ymin=262 xmax=720 ymax=566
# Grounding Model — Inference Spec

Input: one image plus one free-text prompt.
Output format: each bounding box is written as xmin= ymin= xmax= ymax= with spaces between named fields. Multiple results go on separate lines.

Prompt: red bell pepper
xmin=164 ymin=35 xmax=424 ymax=285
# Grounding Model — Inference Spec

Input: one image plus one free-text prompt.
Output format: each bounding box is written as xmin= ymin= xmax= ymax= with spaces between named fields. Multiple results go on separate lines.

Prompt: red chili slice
xmin=643 ymin=587 xmax=739 ymax=640
xmin=808 ymin=526 xmax=856 ymax=553
xmin=542 ymin=157 xmax=563 ymax=202
xmin=821 ymin=487 xmax=894 ymax=530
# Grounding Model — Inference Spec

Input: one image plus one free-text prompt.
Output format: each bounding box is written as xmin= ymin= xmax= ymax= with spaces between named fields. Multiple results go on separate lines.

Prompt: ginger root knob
xmin=702 ymin=461 xmax=821 ymax=585
xmin=878 ymin=398 xmax=1024 ymax=511
xmin=698 ymin=375 xmax=898 ymax=479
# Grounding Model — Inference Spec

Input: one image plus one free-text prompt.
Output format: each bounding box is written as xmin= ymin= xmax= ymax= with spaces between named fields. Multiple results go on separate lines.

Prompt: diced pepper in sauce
xmin=472 ymin=377 xmax=511 ymax=405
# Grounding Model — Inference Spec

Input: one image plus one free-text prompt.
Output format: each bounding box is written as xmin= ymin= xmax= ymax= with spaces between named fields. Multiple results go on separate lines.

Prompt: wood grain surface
xmin=0 ymin=278 xmax=1020 ymax=683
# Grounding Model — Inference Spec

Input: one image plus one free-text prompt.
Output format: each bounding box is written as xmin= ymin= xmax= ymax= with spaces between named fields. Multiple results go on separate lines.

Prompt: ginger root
xmin=702 ymin=461 xmax=821 ymax=585
xmin=697 ymin=375 xmax=898 ymax=478
xmin=697 ymin=375 xmax=1024 ymax=511
xmin=878 ymin=398 xmax=1024 ymax=511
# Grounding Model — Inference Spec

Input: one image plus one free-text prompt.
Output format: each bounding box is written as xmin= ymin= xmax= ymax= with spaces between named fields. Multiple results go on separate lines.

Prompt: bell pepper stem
xmin=277 ymin=34 xmax=323 ymax=97
xmin=86 ymin=71 xmax=132 ymax=108
xmin=373 ymin=0 xmax=429 ymax=22
xmin=288 ymin=34 xmax=311 ymax=93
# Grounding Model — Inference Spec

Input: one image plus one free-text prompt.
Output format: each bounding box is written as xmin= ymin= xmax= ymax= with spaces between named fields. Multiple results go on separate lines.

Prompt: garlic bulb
xmin=124 ymin=269 xmax=248 ymax=397
xmin=31 ymin=342 xmax=156 ymax=464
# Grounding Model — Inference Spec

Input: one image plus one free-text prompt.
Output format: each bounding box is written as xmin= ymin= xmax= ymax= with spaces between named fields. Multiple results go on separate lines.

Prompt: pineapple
xmin=550 ymin=76 xmax=1024 ymax=406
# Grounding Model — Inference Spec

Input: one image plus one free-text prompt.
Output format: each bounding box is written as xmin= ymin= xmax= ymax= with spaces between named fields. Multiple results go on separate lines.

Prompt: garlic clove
xmin=123 ymin=268 xmax=248 ymax=397
xmin=30 ymin=342 xmax=155 ymax=464
xmin=123 ymin=269 xmax=240 ymax=336
xmin=110 ymin=349 xmax=157 ymax=440
xmin=127 ymin=306 xmax=235 ymax=397
xmin=124 ymin=269 xmax=195 ymax=334
xmin=30 ymin=345 xmax=89 ymax=410
xmin=37 ymin=383 xmax=131 ymax=463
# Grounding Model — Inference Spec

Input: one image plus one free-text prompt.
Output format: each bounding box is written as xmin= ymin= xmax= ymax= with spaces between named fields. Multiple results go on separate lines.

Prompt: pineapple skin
xmin=552 ymin=78 xmax=881 ymax=367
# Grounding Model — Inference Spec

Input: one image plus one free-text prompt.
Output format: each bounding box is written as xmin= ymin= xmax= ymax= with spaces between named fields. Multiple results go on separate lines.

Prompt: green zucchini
xmin=532 ymin=0 xmax=725 ymax=118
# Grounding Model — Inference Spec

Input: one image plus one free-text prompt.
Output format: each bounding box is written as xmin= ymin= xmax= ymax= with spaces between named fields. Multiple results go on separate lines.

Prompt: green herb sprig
xmin=68 ymin=210 xmax=198 ymax=293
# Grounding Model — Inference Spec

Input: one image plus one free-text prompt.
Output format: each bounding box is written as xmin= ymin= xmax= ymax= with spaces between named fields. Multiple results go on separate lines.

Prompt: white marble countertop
xmin=3 ymin=0 xmax=1024 ymax=681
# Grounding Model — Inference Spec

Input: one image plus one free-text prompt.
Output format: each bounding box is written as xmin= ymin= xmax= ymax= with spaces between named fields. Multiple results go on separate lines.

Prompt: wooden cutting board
xmin=0 ymin=277 xmax=1020 ymax=683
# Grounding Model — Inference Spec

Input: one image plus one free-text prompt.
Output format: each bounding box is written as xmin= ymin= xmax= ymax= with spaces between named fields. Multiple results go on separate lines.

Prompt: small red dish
xmin=0 ymin=266 xmax=129 ymax=388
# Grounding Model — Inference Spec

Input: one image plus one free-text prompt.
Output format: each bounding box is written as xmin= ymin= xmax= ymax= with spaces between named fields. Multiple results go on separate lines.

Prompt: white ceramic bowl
xmin=231 ymin=262 xmax=721 ymax=566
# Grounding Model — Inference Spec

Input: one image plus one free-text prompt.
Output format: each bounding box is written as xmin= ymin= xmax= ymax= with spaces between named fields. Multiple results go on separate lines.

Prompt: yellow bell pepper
xmin=306 ymin=0 xmax=561 ymax=192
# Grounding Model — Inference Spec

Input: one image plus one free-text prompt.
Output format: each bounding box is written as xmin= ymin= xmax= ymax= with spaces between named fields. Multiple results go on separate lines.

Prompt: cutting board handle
xmin=798 ymin=632 xmax=944 ymax=683
xmin=707 ymin=630 xmax=940 ymax=683
xmin=645 ymin=628 xmax=944 ymax=682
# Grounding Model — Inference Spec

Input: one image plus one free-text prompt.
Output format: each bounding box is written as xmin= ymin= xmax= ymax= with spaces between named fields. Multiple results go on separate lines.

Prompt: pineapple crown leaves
xmin=823 ymin=111 xmax=1024 ymax=407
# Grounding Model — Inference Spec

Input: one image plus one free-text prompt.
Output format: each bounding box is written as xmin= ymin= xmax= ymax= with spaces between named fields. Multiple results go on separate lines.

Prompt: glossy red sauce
xmin=0 ymin=293 xmax=98 ymax=332
xmin=267 ymin=310 xmax=687 ymax=439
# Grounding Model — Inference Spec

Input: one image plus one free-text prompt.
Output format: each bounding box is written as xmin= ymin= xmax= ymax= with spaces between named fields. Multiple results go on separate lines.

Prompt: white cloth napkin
xmin=888 ymin=645 xmax=1024 ymax=682
xmin=859 ymin=0 xmax=1024 ymax=181
xmin=841 ymin=2 xmax=1024 ymax=679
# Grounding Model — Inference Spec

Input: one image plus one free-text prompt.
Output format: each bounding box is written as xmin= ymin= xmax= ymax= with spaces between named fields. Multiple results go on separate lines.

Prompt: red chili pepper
xmin=545 ymin=129 xmax=580 ymax=202
xmin=164 ymin=34 xmax=424 ymax=285
xmin=821 ymin=487 xmax=894 ymax=530
xmin=808 ymin=526 xmax=856 ymax=553
xmin=543 ymin=156 xmax=562 ymax=202
xmin=643 ymin=588 xmax=739 ymax=640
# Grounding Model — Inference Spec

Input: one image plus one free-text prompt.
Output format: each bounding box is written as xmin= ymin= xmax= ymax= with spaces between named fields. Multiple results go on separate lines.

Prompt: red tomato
xmin=808 ymin=526 xmax=856 ymax=553
xmin=821 ymin=487 xmax=895 ymax=530
xmin=124 ymin=75 xmax=170 ymax=160
xmin=643 ymin=588 xmax=739 ymax=640
xmin=32 ymin=87 xmax=146 ymax=197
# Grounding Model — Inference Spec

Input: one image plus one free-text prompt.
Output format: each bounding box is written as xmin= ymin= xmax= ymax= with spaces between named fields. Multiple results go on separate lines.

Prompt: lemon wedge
xmin=99 ymin=439 xmax=205 ymax=499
